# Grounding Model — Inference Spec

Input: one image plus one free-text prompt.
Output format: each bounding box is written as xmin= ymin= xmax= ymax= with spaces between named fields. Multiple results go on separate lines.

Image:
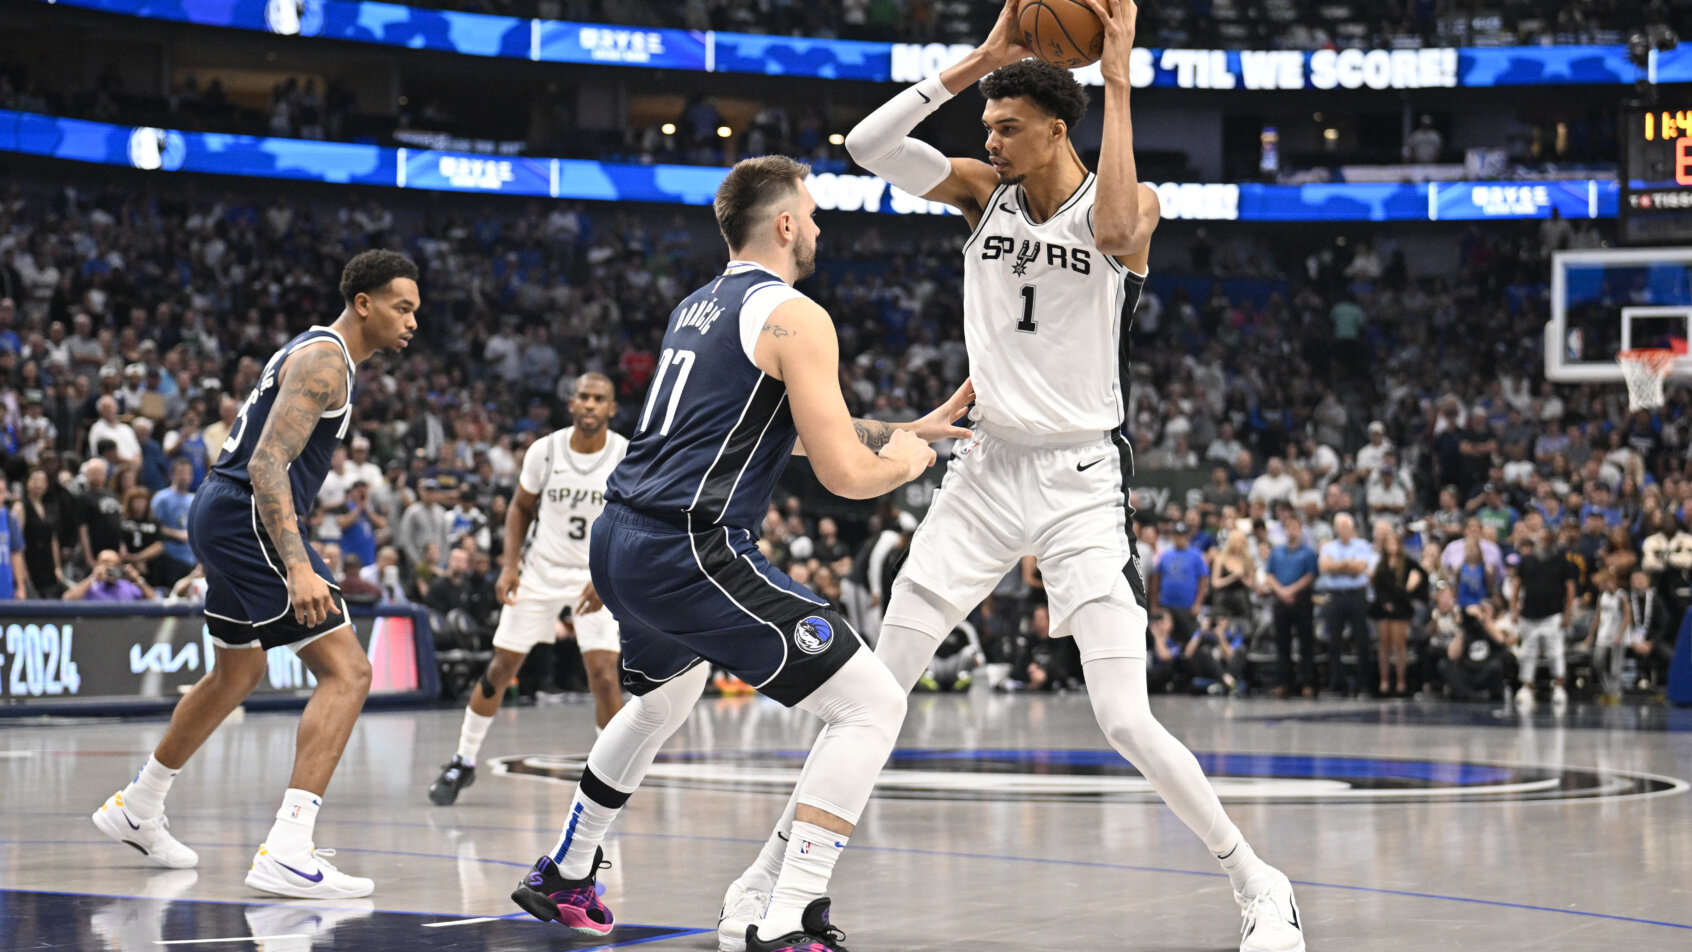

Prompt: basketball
xmin=1018 ymin=0 xmax=1106 ymax=69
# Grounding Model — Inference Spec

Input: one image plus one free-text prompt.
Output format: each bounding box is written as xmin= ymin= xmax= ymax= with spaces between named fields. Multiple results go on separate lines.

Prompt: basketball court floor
xmin=4 ymin=692 xmax=1689 ymax=951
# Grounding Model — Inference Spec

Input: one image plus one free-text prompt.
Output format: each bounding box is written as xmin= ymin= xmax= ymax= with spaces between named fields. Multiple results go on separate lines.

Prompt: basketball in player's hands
xmin=1018 ymin=0 xmax=1106 ymax=69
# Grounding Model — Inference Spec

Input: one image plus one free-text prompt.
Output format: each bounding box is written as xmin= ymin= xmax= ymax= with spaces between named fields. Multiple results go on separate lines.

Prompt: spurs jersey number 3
xmin=963 ymin=173 xmax=1146 ymax=435
xmin=519 ymin=427 xmax=628 ymax=573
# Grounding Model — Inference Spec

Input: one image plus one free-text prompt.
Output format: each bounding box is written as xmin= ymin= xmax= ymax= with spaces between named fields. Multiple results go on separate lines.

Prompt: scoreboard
xmin=1621 ymin=105 xmax=1692 ymax=244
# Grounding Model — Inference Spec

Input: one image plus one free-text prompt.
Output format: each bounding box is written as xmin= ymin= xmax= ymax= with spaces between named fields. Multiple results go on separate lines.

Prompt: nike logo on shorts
xmin=1076 ymin=457 xmax=1108 ymax=472
xmin=277 ymin=860 xmax=325 ymax=883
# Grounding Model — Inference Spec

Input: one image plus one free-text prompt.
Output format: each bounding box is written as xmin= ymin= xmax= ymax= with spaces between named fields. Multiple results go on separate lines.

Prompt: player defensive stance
xmin=430 ymin=372 xmax=628 ymax=805
xmin=720 ymin=3 xmax=1306 ymax=951
xmin=92 ymin=251 xmax=419 ymax=899
xmin=507 ymin=156 xmax=972 ymax=952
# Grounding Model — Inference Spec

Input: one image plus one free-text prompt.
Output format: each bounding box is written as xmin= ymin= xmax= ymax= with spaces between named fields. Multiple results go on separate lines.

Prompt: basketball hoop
xmin=1619 ymin=349 xmax=1676 ymax=411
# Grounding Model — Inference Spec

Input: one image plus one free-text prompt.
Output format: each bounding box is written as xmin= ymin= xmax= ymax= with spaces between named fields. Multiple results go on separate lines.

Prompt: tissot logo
xmin=495 ymin=749 xmax=1685 ymax=804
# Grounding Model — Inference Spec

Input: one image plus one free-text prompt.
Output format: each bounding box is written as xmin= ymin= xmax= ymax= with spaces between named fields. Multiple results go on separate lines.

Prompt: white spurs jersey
xmin=516 ymin=427 xmax=628 ymax=580
xmin=961 ymin=173 xmax=1146 ymax=436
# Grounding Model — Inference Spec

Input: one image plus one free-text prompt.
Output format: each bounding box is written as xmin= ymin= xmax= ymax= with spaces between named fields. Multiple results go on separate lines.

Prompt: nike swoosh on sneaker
xmin=276 ymin=860 xmax=325 ymax=883
xmin=122 ymin=810 xmax=141 ymax=831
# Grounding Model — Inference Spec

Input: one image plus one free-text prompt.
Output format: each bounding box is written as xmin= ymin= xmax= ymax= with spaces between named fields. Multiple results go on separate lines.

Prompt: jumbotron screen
xmin=1621 ymin=104 xmax=1692 ymax=243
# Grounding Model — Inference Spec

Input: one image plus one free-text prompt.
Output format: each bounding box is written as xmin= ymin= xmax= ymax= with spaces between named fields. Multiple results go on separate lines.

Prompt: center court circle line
xmin=5 ymin=826 xmax=1689 ymax=933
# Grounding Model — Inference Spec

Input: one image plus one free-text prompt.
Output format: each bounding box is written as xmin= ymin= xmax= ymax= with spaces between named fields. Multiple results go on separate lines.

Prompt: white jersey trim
xmin=739 ymin=282 xmax=806 ymax=364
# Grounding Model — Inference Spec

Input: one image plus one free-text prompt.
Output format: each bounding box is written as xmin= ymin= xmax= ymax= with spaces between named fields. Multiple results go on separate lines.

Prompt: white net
xmin=1619 ymin=349 xmax=1676 ymax=411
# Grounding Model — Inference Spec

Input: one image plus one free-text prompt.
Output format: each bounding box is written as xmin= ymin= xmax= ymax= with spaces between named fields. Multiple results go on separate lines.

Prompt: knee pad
xmin=881 ymin=576 xmax=961 ymax=639
xmin=801 ymin=652 xmax=907 ymax=745
xmin=625 ymin=662 xmax=708 ymax=736
xmin=477 ymin=669 xmax=497 ymax=698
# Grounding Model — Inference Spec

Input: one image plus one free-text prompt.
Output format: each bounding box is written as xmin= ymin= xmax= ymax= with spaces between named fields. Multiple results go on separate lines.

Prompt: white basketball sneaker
xmin=717 ymin=880 xmax=770 ymax=952
xmin=1515 ymin=685 xmax=1536 ymax=709
xmin=246 ymin=844 xmax=374 ymax=899
xmin=1237 ymin=872 xmax=1306 ymax=952
xmin=92 ymin=791 xmax=199 ymax=869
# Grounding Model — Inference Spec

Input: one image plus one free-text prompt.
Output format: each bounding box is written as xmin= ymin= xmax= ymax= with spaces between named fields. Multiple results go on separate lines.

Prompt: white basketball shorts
xmin=894 ymin=424 xmax=1147 ymax=639
xmin=491 ymin=569 xmax=621 ymax=655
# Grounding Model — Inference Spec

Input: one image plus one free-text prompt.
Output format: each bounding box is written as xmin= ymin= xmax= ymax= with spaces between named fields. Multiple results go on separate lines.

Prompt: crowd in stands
xmin=0 ymin=169 xmax=1684 ymax=704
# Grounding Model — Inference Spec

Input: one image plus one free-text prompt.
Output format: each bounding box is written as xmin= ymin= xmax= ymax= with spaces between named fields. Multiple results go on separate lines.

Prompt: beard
xmin=995 ymin=166 xmax=1026 ymax=185
xmin=573 ymin=413 xmax=605 ymax=434
xmin=793 ymin=233 xmax=817 ymax=282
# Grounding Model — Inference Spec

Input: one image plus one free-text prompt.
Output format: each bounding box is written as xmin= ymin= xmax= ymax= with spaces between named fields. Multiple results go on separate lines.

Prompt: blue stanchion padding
xmin=1670 ymin=608 xmax=1692 ymax=706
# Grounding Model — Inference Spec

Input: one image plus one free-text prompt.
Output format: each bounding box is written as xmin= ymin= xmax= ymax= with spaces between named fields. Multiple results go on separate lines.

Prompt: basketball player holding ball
xmin=716 ymin=3 xmax=1308 ymax=950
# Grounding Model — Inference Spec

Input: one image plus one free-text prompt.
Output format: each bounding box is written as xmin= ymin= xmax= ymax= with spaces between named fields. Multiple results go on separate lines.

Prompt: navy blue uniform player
xmin=510 ymin=157 xmax=973 ymax=952
xmin=93 ymin=251 xmax=420 ymax=900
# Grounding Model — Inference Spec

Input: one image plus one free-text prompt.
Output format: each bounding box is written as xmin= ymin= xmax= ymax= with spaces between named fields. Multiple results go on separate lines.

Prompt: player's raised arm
xmin=844 ymin=0 xmax=1029 ymax=220
xmin=249 ymin=342 xmax=347 ymax=628
xmin=754 ymin=297 xmax=934 ymax=499
xmin=1078 ymin=0 xmax=1153 ymax=260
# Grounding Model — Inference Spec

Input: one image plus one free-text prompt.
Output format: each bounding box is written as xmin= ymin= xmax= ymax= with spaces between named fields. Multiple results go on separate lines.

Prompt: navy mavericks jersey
xmin=607 ymin=262 xmax=806 ymax=533
xmin=211 ymin=326 xmax=357 ymax=516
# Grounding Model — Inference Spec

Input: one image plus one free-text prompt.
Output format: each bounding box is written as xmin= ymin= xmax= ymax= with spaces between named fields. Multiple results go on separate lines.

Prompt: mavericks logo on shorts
xmin=794 ymin=616 xmax=833 ymax=655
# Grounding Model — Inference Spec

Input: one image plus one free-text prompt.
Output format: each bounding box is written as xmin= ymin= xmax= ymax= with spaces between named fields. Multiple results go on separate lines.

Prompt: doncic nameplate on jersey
xmin=0 ymin=602 xmax=439 ymax=715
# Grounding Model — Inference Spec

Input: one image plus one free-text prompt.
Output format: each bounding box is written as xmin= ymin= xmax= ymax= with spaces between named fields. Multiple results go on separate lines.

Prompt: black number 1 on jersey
xmin=1017 ymin=284 xmax=1038 ymax=334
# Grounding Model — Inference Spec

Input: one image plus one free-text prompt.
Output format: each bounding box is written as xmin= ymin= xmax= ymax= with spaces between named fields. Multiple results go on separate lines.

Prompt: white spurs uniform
xmin=894 ymin=173 xmax=1150 ymax=646
xmin=493 ymin=427 xmax=628 ymax=655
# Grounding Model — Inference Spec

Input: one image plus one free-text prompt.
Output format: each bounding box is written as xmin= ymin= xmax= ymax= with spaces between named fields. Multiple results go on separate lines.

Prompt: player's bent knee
xmin=803 ymin=652 xmax=907 ymax=744
xmin=881 ymin=576 xmax=960 ymax=640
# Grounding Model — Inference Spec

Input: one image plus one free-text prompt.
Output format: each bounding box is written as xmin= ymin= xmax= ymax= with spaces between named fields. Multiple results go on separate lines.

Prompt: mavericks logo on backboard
xmin=794 ymin=616 xmax=833 ymax=655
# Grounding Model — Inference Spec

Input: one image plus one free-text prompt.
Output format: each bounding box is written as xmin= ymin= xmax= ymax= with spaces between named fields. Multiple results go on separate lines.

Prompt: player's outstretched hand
xmin=577 ymin=581 xmax=605 ymax=616
xmin=496 ymin=566 xmax=521 ymax=606
xmin=880 ymin=427 xmax=938 ymax=483
xmin=909 ymin=377 xmax=976 ymax=444
xmin=287 ymin=563 xmax=341 ymax=628
xmin=1077 ymin=0 xmax=1139 ymax=85
xmin=980 ymin=0 xmax=1034 ymax=67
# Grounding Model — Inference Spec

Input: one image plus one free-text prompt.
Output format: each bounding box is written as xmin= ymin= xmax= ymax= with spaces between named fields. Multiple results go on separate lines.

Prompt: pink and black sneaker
xmin=745 ymin=897 xmax=850 ymax=952
xmin=510 ymin=849 xmax=615 ymax=936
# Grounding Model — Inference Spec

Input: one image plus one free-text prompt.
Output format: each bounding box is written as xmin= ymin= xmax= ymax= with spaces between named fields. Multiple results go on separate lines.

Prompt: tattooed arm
xmin=777 ymin=311 xmax=971 ymax=456
xmin=753 ymin=298 xmax=934 ymax=499
xmin=249 ymin=343 xmax=347 ymax=626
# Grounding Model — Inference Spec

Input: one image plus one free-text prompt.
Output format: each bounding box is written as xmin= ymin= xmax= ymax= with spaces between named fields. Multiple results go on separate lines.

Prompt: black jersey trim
xmin=1016 ymin=173 xmax=1094 ymax=228
xmin=961 ymin=183 xmax=1007 ymax=254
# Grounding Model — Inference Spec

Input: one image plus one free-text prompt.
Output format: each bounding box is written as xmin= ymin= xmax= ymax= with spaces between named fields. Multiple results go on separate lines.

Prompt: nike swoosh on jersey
xmin=1076 ymin=457 xmax=1108 ymax=472
xmin=1000 ymin=203 xmax=1017 ymax=214
xmin=277 ymin=860 xmax=325 ymax=883
xmin=917 ymin=90 xmax=931 ymax=103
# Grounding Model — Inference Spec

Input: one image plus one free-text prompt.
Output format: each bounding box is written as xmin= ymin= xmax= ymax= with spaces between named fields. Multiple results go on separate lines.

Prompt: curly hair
xmin=978 ymin=59 xmax=1089 ymax=130
xmin=339 ymin=249 xmax=420 ymax=303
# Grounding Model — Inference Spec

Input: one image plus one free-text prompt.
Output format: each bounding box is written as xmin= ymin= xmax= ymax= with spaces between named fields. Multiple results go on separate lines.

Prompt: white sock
xmin=266 ymin=788 xmax=321 ymax=855
xmin=121 ymin=755 xmax=179 ymax=819
xmin=1217 ymin=837 xmax=1275 ymax=896
xmin=457 ymin=709 xmax=495 ymax=766
xmin=549 ymin=768 xmax=631 ymax=879
xmin=758 ymin=821 xmax=846 ymax=939
xmin=742 ymin=826 xmax=789 ymax=894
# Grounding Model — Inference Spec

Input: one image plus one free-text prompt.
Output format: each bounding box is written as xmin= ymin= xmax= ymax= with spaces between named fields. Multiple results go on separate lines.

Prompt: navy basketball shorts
xmin=590 ymin=503 xmax=862 ymax=707
xmin=190 ymin=474 xmax=349 ymax=652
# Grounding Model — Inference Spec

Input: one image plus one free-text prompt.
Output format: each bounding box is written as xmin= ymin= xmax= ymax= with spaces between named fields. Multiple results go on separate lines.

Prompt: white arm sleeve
xmin=844 ymin=75 xmax=955 ymax=198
